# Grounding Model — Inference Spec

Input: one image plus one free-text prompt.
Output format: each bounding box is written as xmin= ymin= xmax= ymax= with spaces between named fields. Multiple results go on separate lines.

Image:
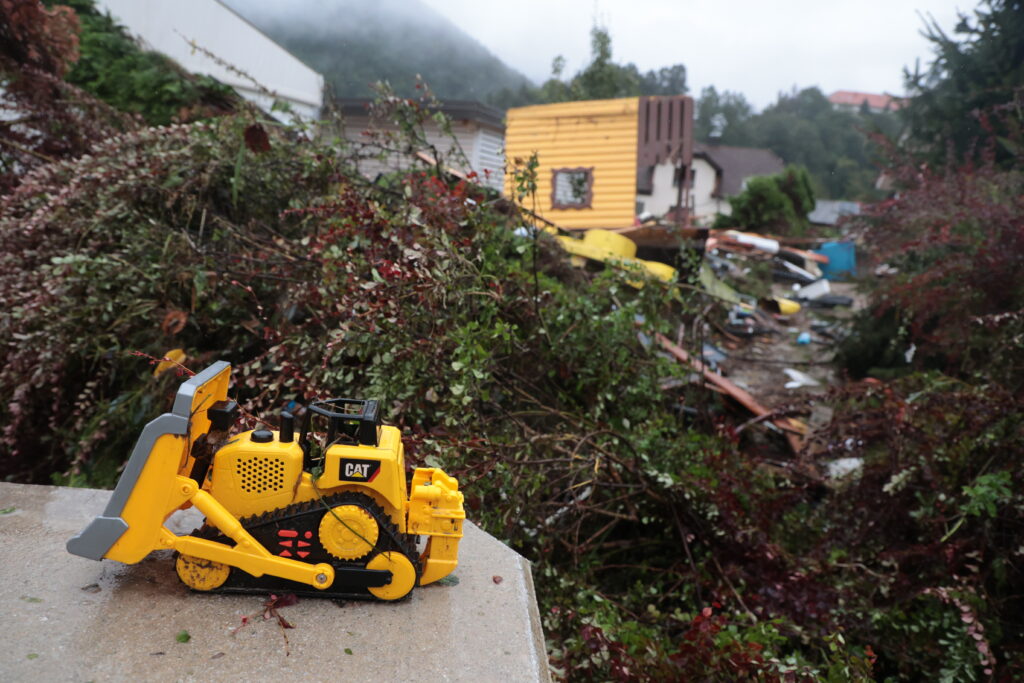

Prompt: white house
xmin=689 ymin=144 xmax=785 ymax=224
xmin=336 ymin=99 xmax=506 ymax=193
xmin=95 ymin=0 xmax=324 ymax=120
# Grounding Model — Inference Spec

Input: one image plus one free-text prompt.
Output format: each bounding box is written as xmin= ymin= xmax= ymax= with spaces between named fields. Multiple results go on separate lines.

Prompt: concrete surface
xmin=0 ymin=482 xmax=550 ymax=682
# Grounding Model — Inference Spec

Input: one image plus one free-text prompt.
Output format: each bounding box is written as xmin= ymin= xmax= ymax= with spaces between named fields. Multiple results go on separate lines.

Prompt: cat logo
xmin=338 ymin=458 xmax=381 ymax=483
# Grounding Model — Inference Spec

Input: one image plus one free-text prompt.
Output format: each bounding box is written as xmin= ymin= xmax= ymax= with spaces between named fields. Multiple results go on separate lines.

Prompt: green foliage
xmin=695 ymin=85 xmax=754 ymax=140
xmin=47 ymin=0 xmax=236 ymax=125
xmin=0 ymin=115 xmax=337 ymax=483
xmin=795 ymin=373 xmax=1021 ymax=678
xmin=699 ymin=86 xmax=895 ymax=200
xmin=960 ymin=471 xmax=1012 ymax=519
xmin=903 ymin=0 xmax=1024 ymax=168
xmin=727 ymin=165 xmax=815 ymax=235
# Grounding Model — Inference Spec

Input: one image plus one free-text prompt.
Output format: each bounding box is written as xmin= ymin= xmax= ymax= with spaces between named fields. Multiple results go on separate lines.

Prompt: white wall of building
xmin=636 ymin=161 xmax=680 ymax=218
xmin=96 ymin=0 xmax=323 ymax=120
xmin=691 ymin=157 xmax=728 ymax=222
xmin=343 ymin=116 xmax=505 ymax=192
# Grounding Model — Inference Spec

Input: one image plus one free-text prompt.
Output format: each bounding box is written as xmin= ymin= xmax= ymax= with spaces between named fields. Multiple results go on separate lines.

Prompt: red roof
xmin=828 ymin=90 xmax=905 ymax=111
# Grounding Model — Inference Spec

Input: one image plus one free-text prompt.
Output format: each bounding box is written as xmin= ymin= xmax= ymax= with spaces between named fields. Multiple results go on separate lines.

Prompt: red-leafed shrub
xmin=842 ymin=161 xmax=1024 ymax=390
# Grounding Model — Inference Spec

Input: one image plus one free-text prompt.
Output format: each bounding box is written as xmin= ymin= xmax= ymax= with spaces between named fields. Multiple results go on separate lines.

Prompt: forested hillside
xmin=223 ymin=0 xmax=532 ymax=100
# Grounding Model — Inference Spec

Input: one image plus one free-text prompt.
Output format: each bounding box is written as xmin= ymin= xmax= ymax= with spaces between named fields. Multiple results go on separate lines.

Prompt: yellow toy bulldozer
xmin=68 ymin=361 xmax=465 ymax=601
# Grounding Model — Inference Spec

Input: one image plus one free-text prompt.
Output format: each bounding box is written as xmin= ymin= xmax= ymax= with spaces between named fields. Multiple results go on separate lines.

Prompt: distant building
xmin=808 ymin=199 xmax=861 ymax=226
xmin=689 ymin=144 xmax=785 ymax=223
xmin=828 ymin=90 xmax=905 ymax=114
xmin=95 ymin=0 xmax=324 ymax=120
xmin=503 ymin=96 xmax=694 ymax=229
xmin=336 ymin=99 xmax=506 ymax=193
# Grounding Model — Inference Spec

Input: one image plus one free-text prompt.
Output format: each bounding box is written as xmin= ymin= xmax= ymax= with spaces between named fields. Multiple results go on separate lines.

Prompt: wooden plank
xmin=655 ymin=333 xmax=806 ymax=453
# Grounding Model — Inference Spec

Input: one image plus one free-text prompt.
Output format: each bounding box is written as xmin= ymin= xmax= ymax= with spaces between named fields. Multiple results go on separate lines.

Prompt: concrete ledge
xmin=0 ymin=482 xmax=550 ymax=682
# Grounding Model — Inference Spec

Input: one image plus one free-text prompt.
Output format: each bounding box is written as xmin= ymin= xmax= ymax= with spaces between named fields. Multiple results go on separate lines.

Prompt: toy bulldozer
xmin=68 ymin=362 xmax=465 ymax=601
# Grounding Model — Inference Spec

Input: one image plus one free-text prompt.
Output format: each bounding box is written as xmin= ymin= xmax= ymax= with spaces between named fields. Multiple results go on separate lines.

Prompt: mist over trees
xmin=221 ymin=0 xmax=531 ymax=100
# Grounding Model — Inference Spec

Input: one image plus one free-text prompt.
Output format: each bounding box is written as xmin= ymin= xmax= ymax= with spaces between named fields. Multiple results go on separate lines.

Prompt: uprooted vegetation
xmin=2 ymin=94 xmax=1021 ymax=678
xmin=2 ymin=8 xmax=1023 ymax=671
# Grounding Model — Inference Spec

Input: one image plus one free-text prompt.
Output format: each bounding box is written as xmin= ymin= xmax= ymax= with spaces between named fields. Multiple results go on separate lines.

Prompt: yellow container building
xmin=504 ymin=95 xmax=694 ymax=230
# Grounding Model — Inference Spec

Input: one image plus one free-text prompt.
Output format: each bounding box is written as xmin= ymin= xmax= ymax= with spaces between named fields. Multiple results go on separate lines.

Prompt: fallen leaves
xmin=160 ymin=310 xmax=188 ymax=336
xmin=231 ymin=593 xmax=299 ymax=656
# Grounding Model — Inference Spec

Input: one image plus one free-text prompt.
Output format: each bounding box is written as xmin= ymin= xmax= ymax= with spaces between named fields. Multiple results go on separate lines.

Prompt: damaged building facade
xmin=504 ymin=96 xmax=694 ymax=229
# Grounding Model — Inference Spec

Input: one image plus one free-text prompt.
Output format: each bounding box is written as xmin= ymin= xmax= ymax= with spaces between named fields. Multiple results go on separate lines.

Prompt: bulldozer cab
xmin=299 ymin=398 xmax=381 ymax=469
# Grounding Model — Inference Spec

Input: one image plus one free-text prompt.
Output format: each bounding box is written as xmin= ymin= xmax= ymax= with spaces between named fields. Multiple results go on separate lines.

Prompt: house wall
xmin=472 ymin=126 xmax=506 ymax=191
xmin=691 ymin=157 xmax=728 ymax=222
xmin=504 ymin=98 xmax=640 ymax=229
xmin=96 ymin=0 xmax=323 ymax=120
xmin=342 ymin=116 xmax=504 ymax=191
xmin=637 ymin=161 xmax=678 ymax=217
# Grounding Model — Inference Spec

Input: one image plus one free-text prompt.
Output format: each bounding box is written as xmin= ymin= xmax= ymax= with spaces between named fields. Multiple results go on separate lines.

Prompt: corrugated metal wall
xmin=504 ymin=98 xmax=640 ymax=229
xmin=341 ymin=117 xmax=489 ymax=185
xmin=473 ymin=127 xmax=506 ymax=191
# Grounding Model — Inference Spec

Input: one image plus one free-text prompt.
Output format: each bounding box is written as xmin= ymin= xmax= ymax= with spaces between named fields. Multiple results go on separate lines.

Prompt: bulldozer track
xmin=185 ymin=490 xmax=421 ymax=600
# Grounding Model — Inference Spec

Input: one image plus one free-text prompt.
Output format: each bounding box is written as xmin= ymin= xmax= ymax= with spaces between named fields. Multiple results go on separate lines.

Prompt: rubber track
xmin=187 ymin=491 xmax=421 ymax=599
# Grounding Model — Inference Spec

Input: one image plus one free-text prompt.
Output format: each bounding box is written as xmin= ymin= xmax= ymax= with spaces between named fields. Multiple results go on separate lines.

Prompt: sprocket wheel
xmin=176 ymin=553 xmax=231 ymax=591
xmin=319 ymin=503 xmax=380 ymax=561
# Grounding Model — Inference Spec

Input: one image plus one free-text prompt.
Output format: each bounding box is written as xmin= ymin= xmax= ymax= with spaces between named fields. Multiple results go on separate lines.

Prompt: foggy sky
xmin=233 ymin=0 xmax=967 ymax=110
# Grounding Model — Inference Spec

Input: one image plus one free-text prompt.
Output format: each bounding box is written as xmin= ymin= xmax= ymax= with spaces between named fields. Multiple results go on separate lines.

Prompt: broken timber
xmin=655 ymin=333 xmax=806 ymax=454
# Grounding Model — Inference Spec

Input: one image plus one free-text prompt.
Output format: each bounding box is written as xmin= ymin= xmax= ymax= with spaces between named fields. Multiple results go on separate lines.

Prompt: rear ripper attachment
xmin=67 ymin=362 xmax=466 ymax=601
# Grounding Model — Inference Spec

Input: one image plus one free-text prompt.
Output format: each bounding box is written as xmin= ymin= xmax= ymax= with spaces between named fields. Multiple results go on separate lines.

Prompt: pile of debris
xmin=553 ymin=224 xmax=860 ymax=458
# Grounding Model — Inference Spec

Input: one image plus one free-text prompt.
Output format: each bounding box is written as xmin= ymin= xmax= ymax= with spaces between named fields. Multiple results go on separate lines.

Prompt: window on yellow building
xmin=551 ymin=167 xmax=593 ymax=209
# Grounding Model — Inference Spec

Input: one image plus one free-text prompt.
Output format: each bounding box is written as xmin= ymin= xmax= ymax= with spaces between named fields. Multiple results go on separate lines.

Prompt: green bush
xmin=726 ymin=165 xmax=815 ymax=235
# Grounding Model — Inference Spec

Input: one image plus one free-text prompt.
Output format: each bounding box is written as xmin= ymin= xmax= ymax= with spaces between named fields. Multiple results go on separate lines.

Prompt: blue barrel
xmin=815 ymin=241 xmax=856 ymax=280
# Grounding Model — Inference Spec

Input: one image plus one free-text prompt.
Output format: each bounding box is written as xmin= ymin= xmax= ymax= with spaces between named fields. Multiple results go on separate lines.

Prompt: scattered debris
xmin=701 ymin=343 xmax=728 ymax=370
xmin=776 ymin=259 xmax=819 ymax=285
xmin=0 ymin=506 xmax=15 ymax=514
xmin=231 ymin=594 xmax=299 ymax=655
xmin=175 ymin=630 xmax=191 ymax=643
xmin=783 ymin=368 xmax=821 ymax=389
xmin=492 ymin=575 xmax=504 ymax=585
xmin=211 ymin=652 xmax=225 ymax=660
xmin=656 ymin=333 xmax=806 ymax=453
xmin=80 ymin=583 xmax=101 ymax=594
xmin=795 ymin=278 xmax=831 ymax=301
xmin=904 ymin=344 xmax=917 ymax=363
xmin=825 ymin=457 xmax=864 ymax=479
xmin=814 ymin=241 xmax=856 ymax=280
xmin=796 ymin=332 xmax=812 ymax=345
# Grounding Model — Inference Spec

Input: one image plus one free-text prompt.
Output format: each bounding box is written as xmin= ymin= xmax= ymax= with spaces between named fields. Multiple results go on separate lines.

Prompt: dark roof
xmin=333 ymin=97 xmax=504 ymax=130
xmin=694 ymin=143 xmax=785 ymax=196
